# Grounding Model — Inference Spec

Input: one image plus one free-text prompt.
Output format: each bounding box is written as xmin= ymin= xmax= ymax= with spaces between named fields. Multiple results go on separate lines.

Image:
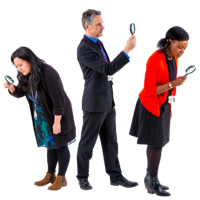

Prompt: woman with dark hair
xmin=129 ymin=26 xmax=189 ymax=196
xmin=3 ymin=47 xmax=76 ymax=190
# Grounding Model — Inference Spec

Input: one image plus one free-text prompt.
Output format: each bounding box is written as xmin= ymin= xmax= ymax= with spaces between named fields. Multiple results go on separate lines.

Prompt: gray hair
xmin=82 ymin=9 xmax=101 ymax=30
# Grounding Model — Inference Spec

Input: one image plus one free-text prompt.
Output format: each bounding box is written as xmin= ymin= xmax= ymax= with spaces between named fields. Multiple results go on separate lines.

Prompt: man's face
xmin=86 ymin=15 xmax=104 ymax=38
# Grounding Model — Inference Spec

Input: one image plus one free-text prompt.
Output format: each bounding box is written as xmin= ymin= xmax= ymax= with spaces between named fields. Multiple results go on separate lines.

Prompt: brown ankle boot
xmin=34 ymin=172 xmax=56 ymax=186
xmin=47 ymin=174 xmax=68 ymax=191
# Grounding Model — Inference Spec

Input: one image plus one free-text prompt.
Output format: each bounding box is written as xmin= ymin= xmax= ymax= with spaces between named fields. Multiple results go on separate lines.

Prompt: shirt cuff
xmin=122 ymin=51 xmax=130 ymax=59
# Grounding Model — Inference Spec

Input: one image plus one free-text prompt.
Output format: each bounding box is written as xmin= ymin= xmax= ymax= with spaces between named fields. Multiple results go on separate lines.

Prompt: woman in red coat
xmin=129 ymin=26 xmax=189 ymax=196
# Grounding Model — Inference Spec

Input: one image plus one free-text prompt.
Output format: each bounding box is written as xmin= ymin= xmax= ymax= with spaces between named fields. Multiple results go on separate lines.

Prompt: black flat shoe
xmin=145 ymin=170 xmax=169 ymax=190
xmin=79 ymin=178 xmax=92 ymax=190
xmin=111 ymin=177 xmax=138 ymax=188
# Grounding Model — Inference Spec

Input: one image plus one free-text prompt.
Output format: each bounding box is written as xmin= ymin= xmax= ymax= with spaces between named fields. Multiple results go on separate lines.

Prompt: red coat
xmin=139 ymin=50 xmax=178 ymax=117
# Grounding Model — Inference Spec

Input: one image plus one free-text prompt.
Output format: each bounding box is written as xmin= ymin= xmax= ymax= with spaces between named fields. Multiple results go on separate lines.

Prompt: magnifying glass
xmin=130 ymin=23 xmax=136 ymax=35
xmin=5 ymin=75 xmax=14 ymax=84
xmin=185 ymin=65 xmax=196 ymax=76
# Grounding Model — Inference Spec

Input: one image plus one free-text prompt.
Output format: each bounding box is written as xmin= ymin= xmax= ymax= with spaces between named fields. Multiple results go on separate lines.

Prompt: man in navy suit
xmin=77 ymin=9 xmax=137 ymax=190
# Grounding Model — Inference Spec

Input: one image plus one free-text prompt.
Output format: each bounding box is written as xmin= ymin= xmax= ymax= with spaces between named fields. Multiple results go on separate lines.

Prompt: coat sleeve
xmin=8 ymin=85 xmax=26 ymax=98
xmin=78 ymin=46 xmax=130 ymax=75
xmin=43 ymin=66 xmax=66 ymax=116
xmin=143 ymin=56 xmax=158 ymax=96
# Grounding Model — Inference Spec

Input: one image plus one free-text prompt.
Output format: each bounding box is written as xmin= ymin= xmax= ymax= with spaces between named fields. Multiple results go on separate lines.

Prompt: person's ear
xmin=85 ymin=23 xmax=89 ymax=30
xmin=168 ymin=39 xmax=172 ymax=48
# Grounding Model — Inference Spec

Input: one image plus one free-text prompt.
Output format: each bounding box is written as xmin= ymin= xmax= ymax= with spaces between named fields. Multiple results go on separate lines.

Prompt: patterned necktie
xmin=97 ymin=40 xmax=108 ymax=63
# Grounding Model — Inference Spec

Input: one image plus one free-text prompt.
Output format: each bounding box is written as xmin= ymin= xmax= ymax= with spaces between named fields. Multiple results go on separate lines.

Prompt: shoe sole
xmin=145 ymin=184 xmax=171 ymax=196
xmin=143 ymin=179 xmax=170 ymax=190
xmin=80 ymin=187 xmax=92 ymax=190
xmin=110 ymin=183 xmax=138 ymax=188
xmin=33 ymin=180 xmax=55 ymax=187
xmin=48 ymin=183 xmax=67 ymax=190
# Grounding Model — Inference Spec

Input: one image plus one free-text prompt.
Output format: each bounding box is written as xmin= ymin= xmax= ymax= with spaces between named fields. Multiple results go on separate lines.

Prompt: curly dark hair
xmin=157 ymin=26 xmax=189 ymax=52
xmin=11 ymin=46 xmax=46 ymax=93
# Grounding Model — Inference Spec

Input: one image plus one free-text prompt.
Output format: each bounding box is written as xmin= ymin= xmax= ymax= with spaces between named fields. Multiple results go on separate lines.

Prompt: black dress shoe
xmin=79 ymin=178 xmax=92 ymax=190
xmin=111 ymin=177 xmax=138 ymax=188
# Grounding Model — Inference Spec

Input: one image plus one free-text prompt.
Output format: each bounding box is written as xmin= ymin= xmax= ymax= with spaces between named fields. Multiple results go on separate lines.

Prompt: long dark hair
xmin=11 ymin=47 xmax=46 ymax=93
xmin=157 ymin=26 xmax=189 ymax=52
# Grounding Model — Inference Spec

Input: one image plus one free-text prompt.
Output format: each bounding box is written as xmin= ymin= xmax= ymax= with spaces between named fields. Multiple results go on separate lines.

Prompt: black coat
xmin=9 ymin=64 xmax=76 ymax=148
xmin=77 ymin=35 xmax=130 ymax=112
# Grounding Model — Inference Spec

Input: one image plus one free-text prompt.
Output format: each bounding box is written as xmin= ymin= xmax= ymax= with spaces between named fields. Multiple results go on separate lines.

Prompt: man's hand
xmin=123 ymin=35 xmax=137 ymax=54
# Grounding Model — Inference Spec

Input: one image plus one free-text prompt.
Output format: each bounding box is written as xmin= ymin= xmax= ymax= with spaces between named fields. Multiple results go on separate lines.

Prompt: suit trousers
xmin=77 ymin=107 xmax=122 ymax=182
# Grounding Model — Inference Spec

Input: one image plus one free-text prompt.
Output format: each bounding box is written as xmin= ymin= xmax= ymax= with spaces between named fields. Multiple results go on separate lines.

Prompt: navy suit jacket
xmin=77 ymin=35 xmax=130 ymax=112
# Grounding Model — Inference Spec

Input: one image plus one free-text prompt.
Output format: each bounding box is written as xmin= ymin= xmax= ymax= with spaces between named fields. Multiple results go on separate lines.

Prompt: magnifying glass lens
xmin=7 ymin=77 xmax=12 ymax=83
xmin=5 ymin=75 xmax=14 ymax=84
xmin=187 ymin=68 xmax=194 ymax=74
xmin=131 ymin=25 xmax=134 ymax=33
xmin=130 ymin=23 xmax=136 ymax=35
xmin=185 ymin=65 xmax=196 ymax=75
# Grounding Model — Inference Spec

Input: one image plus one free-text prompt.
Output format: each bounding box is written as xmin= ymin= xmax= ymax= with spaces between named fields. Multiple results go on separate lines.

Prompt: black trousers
xmin=47 ymin=146 xmax=70 ymax=176
xmin=77 ymin=107 xmax=122 ymax=182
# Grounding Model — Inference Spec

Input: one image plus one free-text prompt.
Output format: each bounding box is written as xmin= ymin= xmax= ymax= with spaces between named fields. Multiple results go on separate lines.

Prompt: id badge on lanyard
xmin=168 ymin=96 xmax=176 ymax=103
xmin=31 ymin=90 xmax=38 ymax=120
xmin=168 ymin=87 xmax=176 ymax=103
xmin=108 ymin=76 xmax=113 ymax=81
xmin=34 ymin=110 xmax=38 ymax=120
xmin=166 ymin=57 xmax=176 ymax=103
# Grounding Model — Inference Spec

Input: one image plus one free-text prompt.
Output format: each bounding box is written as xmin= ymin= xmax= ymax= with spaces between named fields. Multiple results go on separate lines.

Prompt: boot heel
xmin=63 ymin=182 xmax=67 ymax=187
xmin=110 ymin=183 xmax=119 ymax=187
xmin=146 ymin=186 xmax=154 ymax=194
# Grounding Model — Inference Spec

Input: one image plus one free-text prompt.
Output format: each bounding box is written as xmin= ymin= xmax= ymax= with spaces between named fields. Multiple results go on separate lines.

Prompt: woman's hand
xmin=3 ymin=81 xmax=14 ymax=90
xmin=53 ymin=122 xmax=61 ymax=134
xmin=171 ymin=75 xmax=188 ymax=87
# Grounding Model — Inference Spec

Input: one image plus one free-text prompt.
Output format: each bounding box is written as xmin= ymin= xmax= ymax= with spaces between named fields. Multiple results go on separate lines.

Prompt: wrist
xmin=169 ymin=82 xmax=173 ymax=89
xmin=170 ymin=80 xmax=176 ymax=87
xmin=123 ymin=47 xmax=130 ymax=55
xmin=54 ymin=115 xmax=62 ymax=125
xmin=9 ymin=85 xmax=15 ymax=93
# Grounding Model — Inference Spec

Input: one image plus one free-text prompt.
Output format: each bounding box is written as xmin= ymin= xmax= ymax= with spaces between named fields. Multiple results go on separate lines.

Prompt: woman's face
xmin=169 ymin=39 xmax=188 ymax=58
xmin=13 ymin=57 xmax=32 ymax=75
